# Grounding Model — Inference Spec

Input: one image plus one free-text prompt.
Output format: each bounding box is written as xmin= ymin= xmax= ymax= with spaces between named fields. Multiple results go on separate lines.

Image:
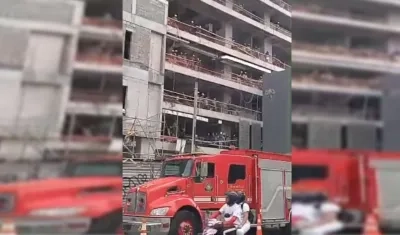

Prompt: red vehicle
xmin=0 ymin=156 xmax=122 ymax=234
xmin=292 ymin=149 xmax=400 ymax=231
xmin=123 ymin=149 xmax=291 ymax=235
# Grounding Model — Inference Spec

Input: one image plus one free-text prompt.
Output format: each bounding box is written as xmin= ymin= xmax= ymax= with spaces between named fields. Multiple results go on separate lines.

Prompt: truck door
xmin=192 ymin=161 xmax=217 ymax=207
xmin=226 ymin=164 xmax=248 ymax=197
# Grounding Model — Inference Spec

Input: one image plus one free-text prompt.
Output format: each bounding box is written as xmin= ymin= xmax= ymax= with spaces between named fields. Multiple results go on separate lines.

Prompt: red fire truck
xmin=292 ymin=149 xmax=400 ymax=231
xmin=123 ymin=149 xmax=291 ymax=235
xmin=0 ymin=156 xmax=122 ymax=234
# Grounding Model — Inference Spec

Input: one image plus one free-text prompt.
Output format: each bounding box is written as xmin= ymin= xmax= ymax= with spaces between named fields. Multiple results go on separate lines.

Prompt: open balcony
xmin=80 ymin=17 xmax=123 ymax=41
xmin=165 ymin=53 xmax=262 ymax=95
xmin=163 ymin=90 xmax=261 ymax=123
xmin=293 ymin=42 xmax=400 ymax=73
xmin=69 ymin=89 xmax=122 ymax=103
xmin=292 ymin=73 xmax=382 ymax=96
xmin=167 ymin=17 xmax=288 ymax=71
xmin=200 ymin=0 xmax=291 ymax=41
xmin=74 ymin=49 xmax=122 ymax=74
xmin=292 ymin=104 xmax=382 ymax=127
xmin=67 ymin=73 xmax=121 ymax=116
xmin=61 ymin=114 xmax=122 ymax=151
xmin=293 ymin=4 xmax=400 ymax=35
xmin=269 ymin=0 xmax=291 ymax=12
xmin=75 ymin=53 xmax=122 ymax=66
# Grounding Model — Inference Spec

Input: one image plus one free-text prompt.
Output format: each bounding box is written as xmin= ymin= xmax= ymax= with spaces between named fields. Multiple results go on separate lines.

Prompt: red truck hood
xmin=136 ymin=177 xmax=186 ymax=192
xmin=0 ymin=176 xmax=120 ymax=193
xmin=0 ymin=176 xmax=122 ymax=216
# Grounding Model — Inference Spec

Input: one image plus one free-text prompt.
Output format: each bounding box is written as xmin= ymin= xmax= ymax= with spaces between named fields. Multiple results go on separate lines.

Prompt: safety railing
xmin=212 ymin=0 xmax=291 ymax=37
xmin=166 ymin=53 xmax=262 ymax=89
xmin=293 ymin=5 xmax=387 ymax=23
xmin=167 ymin=17 xmax=289 ymax=69
xmin=293 ymin=42 xmax=397 ymax=62
xmin=81 ymin=17 xmax=122 ymax=29
xmin=292 ymin=104 xmax=380 ymax=121
xmin=163 ymin=90 xmax=262 ymax=121
xmin=293 ymin=74 xmax=381 ymax=89
xmin=70 ymin=89 xmax=122 ymax=103
xmin=62 ymin=135 xmax=112 ymax=142
xmin=75 ymin=53 xmax=122 ymax=65
xmin=194 ymin=138 xmax=238 ymax=149
xmin=270 ymin=0 xmax=291 ymax=12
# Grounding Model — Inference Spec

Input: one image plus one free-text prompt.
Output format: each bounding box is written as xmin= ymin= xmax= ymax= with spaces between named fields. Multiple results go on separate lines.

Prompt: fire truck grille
xmin=135 ymin=192 xmax=146 ymax=213
xmin=127 ymin=192 xmax=137 ymax=213
xmin=126 ymin=192 xmax=146 ymax=213
xmin=0 ymin=194 xmax=14 ymax=213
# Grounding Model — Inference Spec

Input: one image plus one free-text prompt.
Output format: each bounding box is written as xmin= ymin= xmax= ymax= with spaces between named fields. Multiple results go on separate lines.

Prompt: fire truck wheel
xmin=169 ymin=210 xmax=201 ymax=235
xmin=86 ymin=210 xmax=122 ymax=234
xmin=279 ymin=223 xmax=291 ymax=235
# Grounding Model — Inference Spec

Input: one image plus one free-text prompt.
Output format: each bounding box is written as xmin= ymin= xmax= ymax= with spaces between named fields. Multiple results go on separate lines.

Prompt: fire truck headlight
xmin=150 ymin=207 xmax=169 ymax=216
xmin=29 ymin=207 xmax=85 ymax=217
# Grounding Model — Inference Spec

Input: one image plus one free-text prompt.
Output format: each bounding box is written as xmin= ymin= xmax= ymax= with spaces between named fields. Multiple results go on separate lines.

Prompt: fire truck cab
xmin=123 ymin=149 xmax=291 ymax=235
xmin=292 ymin=149 xmax=400 ymax=231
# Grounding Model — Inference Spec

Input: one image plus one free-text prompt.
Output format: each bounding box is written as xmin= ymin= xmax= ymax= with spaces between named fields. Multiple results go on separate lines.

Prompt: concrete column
xmin=263 ymin=37 xmax=272 ymax=55
xmin=223 ymin=64 xmax=232 ymax=78
xmin=344 ymin=36 xmax=351 ymax=48
xmin=225 ymin=0 xmax=233 ymax=9
xmin=216 ymin=22 xmax=233 ymax=46
xmin=263 ymin=10 xmax=272 ymax=55
xmin=207 ymin=23 xmax=213 ymax=32
xmin=387 ymin=37 xmax=400 ymax=54
xmin=222 ymin=91 xmax=232 ymax=103
xmin=264 ymin=12 xmax=271 ymax=24
xmin=387 ymin=10 xmax=400 ymax=27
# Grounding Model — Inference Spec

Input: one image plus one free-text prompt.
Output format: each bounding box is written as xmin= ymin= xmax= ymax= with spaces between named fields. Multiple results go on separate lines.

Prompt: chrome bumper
xmin=0 ymin=217 xmax=91 ymax=234
xmin=123 ymin=216 xmax=170 ymax=234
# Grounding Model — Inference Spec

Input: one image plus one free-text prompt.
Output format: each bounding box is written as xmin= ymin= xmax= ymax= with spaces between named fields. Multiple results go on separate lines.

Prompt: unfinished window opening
xmin=124 ymin=30 xmax=132 ymax=60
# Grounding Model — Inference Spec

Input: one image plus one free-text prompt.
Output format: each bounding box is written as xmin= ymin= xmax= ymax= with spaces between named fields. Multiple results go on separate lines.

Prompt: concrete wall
xmin=0 ymin=0 xmax=84 ymax=160
xmin=123 ymin=0 xmax=168 ymax=158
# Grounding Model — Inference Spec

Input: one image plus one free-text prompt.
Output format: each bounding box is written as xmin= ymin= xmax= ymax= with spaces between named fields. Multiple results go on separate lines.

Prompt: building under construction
xmin=123 ymin=0 xmax=292 ymax=161
xmin=292 ymin=0 xmax=400 ymax=151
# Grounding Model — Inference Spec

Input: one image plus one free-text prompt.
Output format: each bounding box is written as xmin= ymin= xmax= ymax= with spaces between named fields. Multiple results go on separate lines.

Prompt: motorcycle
xmin=202 ymin=219 xmax=220 ymax=235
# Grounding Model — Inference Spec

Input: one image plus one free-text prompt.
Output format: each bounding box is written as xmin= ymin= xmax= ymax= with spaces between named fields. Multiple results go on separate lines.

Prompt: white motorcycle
xmin=202 ymin=219 xmax=220 ymax=235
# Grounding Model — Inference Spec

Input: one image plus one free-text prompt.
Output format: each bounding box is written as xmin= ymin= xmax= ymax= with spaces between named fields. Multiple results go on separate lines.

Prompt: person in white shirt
xmin=294 ymin=194 xmax=344 ymax=235
xmin=210 ymin=191 xmax=243 ymax=235
xmin=236 ymin=192 xmax=251 ymax=235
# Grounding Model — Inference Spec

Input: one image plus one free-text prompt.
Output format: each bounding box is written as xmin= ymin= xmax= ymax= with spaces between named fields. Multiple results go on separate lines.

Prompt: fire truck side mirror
xmin=200 ymin=162 xmax=208 ymax=177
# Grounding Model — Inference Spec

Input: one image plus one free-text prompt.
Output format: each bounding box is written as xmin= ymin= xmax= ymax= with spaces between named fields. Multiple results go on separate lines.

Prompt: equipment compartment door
xmin=260 ymin=169 xmax=285 ymax=220
xmin=258 ymin=158 xmax=291 ymax=221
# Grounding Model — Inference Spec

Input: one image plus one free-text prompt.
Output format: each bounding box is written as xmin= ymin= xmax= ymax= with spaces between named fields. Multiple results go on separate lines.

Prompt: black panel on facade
xmin=238 ymin=120 xmax=250 ymax=149
xmin=382 ymin=75 xmax=400 ymax=151
xmin=346 ymin=124 xmax=376 ymax=150
xmin=307 ymin=120 xmax=341 ymax=149
xmin=251 ymin=122 xmax=262 ymax=150
xmin=262 ymin=70 xmax=291 ymax=154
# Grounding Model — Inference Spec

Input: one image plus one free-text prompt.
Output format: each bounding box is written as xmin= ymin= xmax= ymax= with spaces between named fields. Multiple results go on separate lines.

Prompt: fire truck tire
xmin=169 ymin=210 xmax=201 ymax=235
xmin=279 ymin=223 xmax=291 ymax=235
xmin=86 ymin=210 xmax=122 ymax=234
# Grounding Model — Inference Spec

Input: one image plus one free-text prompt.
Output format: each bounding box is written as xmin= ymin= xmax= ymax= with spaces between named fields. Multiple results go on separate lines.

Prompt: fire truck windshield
xmin=160 ymin=159 xmax=194 ymax=177
xmin=63 ymin=161 xmax=122 ymax=177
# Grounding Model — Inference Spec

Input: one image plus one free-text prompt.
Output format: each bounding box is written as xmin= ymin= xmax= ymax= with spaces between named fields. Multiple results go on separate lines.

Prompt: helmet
xmin=225 ymin=191 xmax=238 ymax=206
xmin=237 ymin=191 xmax=246 ymax=204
